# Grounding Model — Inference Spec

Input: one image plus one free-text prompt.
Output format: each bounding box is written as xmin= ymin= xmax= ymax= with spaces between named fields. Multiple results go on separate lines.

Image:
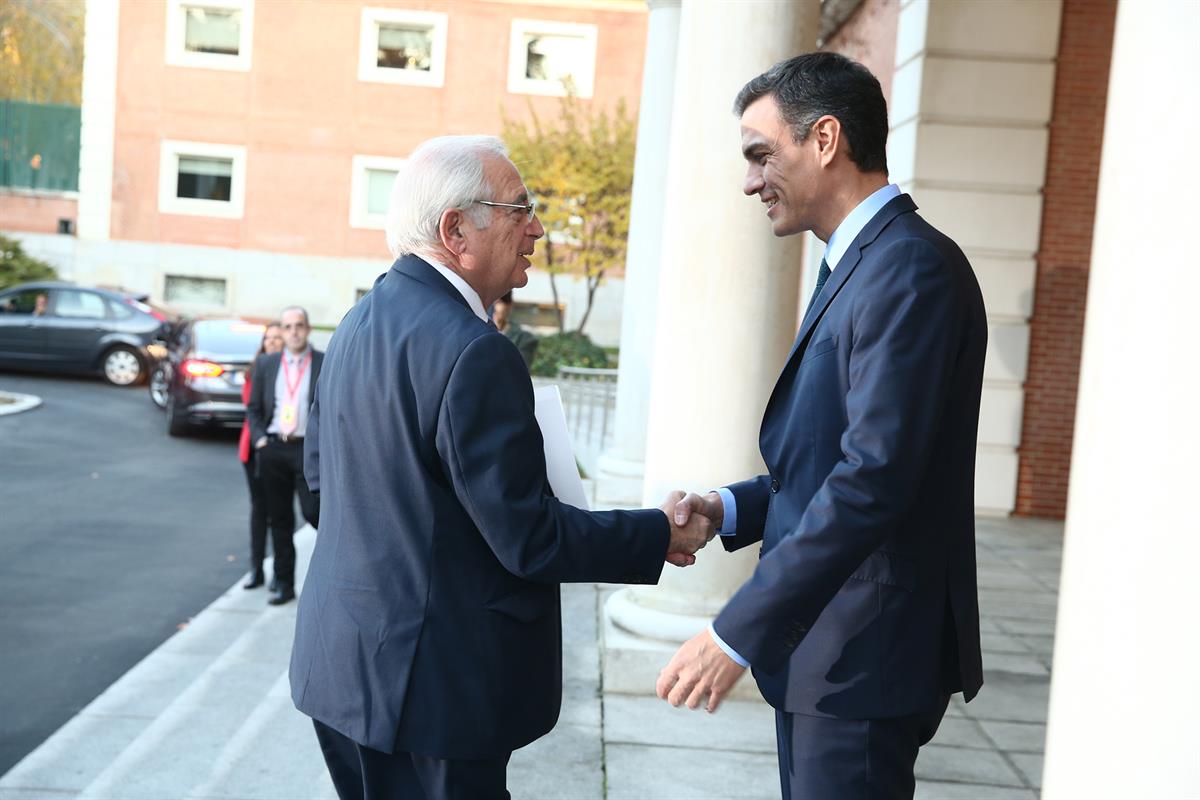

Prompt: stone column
xmin=1041 ymin=3 xmax=1199 ymax=796
xmin=596 ymin=0 xmax=683 ymax=508
xmin=602 ymin=0 xmax=819 ymax=698
xmin=77 ymin=0 xmax=120 ymax=242
xmin=889 ymin=0 xmax=1064 ymax=514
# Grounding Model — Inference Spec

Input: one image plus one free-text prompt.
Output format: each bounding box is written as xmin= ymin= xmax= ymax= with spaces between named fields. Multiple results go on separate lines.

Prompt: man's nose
xmin=743 ymin=168 xmax=764 ymax=196
xmin=529 ymin=214 xmax=545 ymax=239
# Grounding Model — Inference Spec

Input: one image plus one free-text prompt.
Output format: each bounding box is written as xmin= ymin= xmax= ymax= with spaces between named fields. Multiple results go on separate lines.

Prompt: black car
xmin=0 ymin=281 xmax=177 ymax=386
xmin=155 ymin=317 xmax=265 ymax=436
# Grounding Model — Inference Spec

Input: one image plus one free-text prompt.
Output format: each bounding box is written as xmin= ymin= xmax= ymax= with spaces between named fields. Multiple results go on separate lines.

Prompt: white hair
xmin=385 ymin=135 xmax=510 ymax=258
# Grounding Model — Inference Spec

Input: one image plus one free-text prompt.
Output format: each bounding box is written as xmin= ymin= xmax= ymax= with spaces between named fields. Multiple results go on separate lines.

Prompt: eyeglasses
xmin=474 ymin=198 xmax=538 ymax=222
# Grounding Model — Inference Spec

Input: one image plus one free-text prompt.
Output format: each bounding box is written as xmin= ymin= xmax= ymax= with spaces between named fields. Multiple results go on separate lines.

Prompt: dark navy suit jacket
xmin=714 ymin=195 xmax=987 ymax=720
xmin=290 ymin=255 xmax=668 ymax=759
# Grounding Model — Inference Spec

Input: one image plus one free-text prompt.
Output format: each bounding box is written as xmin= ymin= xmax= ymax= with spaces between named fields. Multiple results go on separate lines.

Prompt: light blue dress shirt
xmin=707 ymin=183 xmax=902 ymax=668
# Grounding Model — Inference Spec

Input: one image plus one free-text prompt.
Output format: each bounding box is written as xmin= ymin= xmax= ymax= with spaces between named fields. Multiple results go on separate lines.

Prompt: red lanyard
xmin=280 ymin=352 xmax=311 ymax=403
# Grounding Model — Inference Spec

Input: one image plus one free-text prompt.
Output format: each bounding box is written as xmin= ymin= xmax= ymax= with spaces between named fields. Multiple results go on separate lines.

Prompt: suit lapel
xmin=760 ymin=195 xmax=918 ymax=439
xmin=782 ymin=194 xmax=918 ymax=368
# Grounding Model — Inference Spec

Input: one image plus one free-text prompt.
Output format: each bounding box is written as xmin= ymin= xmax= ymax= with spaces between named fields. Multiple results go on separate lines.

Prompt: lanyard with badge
xmin=279 ymin=352 xmax=312 ymax=435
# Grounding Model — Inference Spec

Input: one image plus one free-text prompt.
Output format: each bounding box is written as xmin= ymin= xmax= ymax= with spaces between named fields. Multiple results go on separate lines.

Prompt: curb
xmin=0 ymin=391 xmax=41 ymax=416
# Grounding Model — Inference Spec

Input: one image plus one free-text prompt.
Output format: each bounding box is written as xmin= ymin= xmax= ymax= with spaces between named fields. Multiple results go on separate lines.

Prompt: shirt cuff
xmin=714 ymin=487 xmax=737 ymax=536
xmin=708 ymin=622 xmax=750 ymax=668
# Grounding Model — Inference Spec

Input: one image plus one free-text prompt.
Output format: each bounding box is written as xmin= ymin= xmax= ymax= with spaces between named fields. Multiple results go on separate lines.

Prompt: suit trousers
xmin=775 ymin=695 xmax=950 ymax=799
xmin=241 ymin=453 xmax=269 ymax=572
xmin=313 ymin=720 xmax=510 ymax=800
xmin=258 ymin=439 xmax=319 ymax=587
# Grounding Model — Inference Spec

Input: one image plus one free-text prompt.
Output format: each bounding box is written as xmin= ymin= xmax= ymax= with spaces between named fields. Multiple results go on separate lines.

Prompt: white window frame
xmin=158 ymin=140 xmax=247 ymax=219
xmin=358 ymin=8 xmax=448 ymax=88
xmin=165 ymin=0 xmax=254 ymax=72
xmin=507 ymin=19 xmax=597 ymax=99
xmin=349 ymin=154 xmax=407 ymax=230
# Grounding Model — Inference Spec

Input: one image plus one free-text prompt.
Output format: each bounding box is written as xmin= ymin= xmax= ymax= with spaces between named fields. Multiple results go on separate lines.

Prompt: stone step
xmin=184 ymin=672 xmax=335 ymax=800
xmin=0 ymin=527 xmax=316 ymax=800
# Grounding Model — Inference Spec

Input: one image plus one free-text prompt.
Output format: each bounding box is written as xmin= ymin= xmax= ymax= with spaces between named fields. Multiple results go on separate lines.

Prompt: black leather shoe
xmin=268 ymin=586 xmax=296 ymax=606
xmin=268 ymin=576 xmax=279 ymax=592
xmin=243 ymin=570 xmax=265 ymax=590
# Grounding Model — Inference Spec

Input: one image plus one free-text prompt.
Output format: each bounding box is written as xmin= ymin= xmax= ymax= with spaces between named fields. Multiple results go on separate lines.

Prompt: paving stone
xmin=975 ymin=568 xmax=1048 ymax=593
xmin=978 ymin=598 xmax=1059 ymax=622
xmin=605 ymin=743 xmax=779 ymax=799
xmin=604 ymin=693 xmax=776 ymax=754
xmin=927 ymin=716 xmax=991 ymax=750
xmin=960 ymin=671 xmax=1049 ymax=724
xmin=915 ymin=744 xmax=1024 ymax=787
xmin=1016 ymin=633 xmax=1055 ymax=657
xmin=982 ymin=653 xmax=1050 ymax=676
xmin=992 ymin=617 xmax=1057 ymax=637
xmin=511 ymin=723 xmax=603 ymax=800
xmin=915 ymin=781 xmax=1037 ymax=799
xmin=980 ymin=631 xmax=1031 ymax=655
xmin=976 ymin=719 xmax=1046 ymax=754
xmin=1010 ymin=752 xmax=1044 ymax=789
xmin=0 ymin=790 xmax=80 ymax=799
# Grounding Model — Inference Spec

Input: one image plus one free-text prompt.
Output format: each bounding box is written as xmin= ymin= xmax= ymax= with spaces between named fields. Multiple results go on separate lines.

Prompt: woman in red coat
xmin=240 ymin=322 xmax=283 ymax=589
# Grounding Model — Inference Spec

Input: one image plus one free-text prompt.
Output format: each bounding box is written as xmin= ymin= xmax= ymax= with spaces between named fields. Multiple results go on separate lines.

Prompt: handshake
xmin=659 ymin=490 xmax=725 ymax=568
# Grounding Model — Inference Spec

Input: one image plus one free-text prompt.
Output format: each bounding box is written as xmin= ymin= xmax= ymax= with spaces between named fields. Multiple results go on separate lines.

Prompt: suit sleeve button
xmin=770 ymin=479 xmax=780 ymax=493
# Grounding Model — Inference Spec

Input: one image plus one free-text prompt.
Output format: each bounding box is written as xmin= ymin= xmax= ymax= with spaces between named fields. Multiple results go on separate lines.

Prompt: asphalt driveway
xmin=0 ymin=372 xmax=258 ymax=774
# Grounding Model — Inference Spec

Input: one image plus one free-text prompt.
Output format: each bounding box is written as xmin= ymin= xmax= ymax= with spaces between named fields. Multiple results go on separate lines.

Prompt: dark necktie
xmin=806 ymin=258 xmax=831 ymax=313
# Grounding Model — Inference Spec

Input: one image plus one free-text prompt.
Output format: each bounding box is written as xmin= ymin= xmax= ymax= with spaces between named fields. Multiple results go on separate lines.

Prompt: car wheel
xmin=103 ymin=346 xmax=145 ymax=386
xmin=148 ymin=366 xmax=169 ymax=409
xmin=166 ymin=395 xmax=190 ymax=437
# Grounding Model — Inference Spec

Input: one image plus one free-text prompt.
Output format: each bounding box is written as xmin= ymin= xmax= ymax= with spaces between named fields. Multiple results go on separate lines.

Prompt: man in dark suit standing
xmin=245 ymin=305 xmax=323 ymax=606
xmin=660 ymin=53 xmax=988 ymax=798
xmin=290 ymin=135 xmax=713 ymax=799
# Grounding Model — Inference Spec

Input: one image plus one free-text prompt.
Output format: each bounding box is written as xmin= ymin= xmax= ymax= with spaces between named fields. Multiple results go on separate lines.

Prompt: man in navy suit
xmin=290 ymin=135 xmax=713 ymax=800
xmin=660 ymin=53 xmax=988 ymax=798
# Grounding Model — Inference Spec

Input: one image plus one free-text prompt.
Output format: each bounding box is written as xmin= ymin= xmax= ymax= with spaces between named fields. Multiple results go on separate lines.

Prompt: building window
xmin=159 ymin=141 xmax=246 ymax=219
xmin=350 ymin=155 xmax=406 ymax=230
xmin=164 ymin=275 xmax=228 ymax=308
xmin=165 ymin=0 xmax=254 ymax=71
xmin=508 ymin=20 xmax=597 ymax=98
xmin=358 ymin=8 xmax=447 ymax=87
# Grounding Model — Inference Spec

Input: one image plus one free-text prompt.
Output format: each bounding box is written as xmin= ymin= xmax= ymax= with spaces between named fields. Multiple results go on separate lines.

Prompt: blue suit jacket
xmin=290 ymin=255 xmax=668 ymax=758
xmin=714 ymin=194 xmax=987 ymax=719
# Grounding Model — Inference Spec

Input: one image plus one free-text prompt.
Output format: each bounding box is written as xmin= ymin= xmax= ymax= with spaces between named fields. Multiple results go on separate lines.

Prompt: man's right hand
xmin=255 ymin=436 xmax=268 ymax=450
xmin=659 ymin=490 xmax=718 ymax=567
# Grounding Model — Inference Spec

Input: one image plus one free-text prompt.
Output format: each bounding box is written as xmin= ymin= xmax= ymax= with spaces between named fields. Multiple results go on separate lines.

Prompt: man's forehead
xmin=490 ymin=158 xmax=528 ymax=199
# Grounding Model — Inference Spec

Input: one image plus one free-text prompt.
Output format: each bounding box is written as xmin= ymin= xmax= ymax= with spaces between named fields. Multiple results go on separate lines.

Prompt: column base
xmin=600 ymin=588 xmax=766 ymax=702
xmin=594 ymin=452 xmax=645 ymax=508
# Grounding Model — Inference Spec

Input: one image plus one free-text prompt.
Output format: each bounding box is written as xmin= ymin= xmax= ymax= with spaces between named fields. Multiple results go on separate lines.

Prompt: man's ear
xmin=439 ymin=208 xmax=467 ymax=256
xmin=811 ymin=115 xmax=841 ymax=167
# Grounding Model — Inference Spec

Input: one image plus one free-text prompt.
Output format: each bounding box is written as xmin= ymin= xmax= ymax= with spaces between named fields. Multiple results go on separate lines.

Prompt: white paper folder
xmin=533 ymin=385 xmax=589 ymax=510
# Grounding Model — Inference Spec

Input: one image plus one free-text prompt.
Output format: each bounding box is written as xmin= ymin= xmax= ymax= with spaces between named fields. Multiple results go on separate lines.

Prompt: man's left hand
xmin=656 ymin=628 xmax=746 ymax=713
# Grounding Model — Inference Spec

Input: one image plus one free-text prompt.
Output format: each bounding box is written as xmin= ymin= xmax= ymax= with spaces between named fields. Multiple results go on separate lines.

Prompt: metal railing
xmin=554 ymin=366 xmax=618 ymax=472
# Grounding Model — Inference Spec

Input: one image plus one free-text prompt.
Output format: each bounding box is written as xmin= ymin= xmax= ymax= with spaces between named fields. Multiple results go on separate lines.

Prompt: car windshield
xmin=192 ymin=320 xmax=264 ymax=361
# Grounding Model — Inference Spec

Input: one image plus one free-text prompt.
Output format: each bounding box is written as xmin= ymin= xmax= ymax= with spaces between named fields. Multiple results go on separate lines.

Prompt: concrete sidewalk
xmin=0 ymin=517 xmax=1060 ymax=799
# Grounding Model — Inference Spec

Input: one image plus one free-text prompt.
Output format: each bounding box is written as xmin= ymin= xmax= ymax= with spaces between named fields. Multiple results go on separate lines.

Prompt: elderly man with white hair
xmin=289 ymin=135 xmax=714 ymax=799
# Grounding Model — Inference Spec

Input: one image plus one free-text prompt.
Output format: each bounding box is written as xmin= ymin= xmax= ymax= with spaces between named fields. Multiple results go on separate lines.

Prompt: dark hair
xmin=733 ymin=52 xmax=889 ymax=174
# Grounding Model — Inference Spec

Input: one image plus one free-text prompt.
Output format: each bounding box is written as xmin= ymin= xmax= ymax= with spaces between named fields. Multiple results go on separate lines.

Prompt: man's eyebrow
xmin=742 ymin=140 xmax=769 ymax=159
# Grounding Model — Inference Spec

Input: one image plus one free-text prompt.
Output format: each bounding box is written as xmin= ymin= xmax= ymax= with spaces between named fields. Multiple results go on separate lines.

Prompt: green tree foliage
xmin=503 ymin=96 xmax=636 ymax=335
xmin=0 ymin=234 xmax=58 ymax=290
xmin=1 ymin=0 xmax=84 ymax=104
